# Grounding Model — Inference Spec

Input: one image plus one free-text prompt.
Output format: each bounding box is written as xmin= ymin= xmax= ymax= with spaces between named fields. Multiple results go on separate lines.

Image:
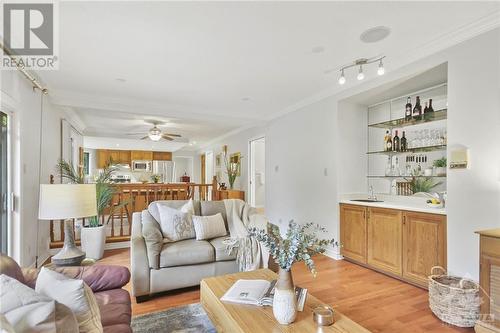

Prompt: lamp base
xmin=51 ymin=219 xmax=86 ymax=266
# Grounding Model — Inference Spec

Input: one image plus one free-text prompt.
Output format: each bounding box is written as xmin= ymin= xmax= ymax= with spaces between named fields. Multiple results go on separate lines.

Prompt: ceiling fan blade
xmin=140 ymin=136 xmax=149 ymax=140
xmin=162 ymin=135 xmax=174 ymax=141
xmin=163 ymin=133 xmax=181 ymax=137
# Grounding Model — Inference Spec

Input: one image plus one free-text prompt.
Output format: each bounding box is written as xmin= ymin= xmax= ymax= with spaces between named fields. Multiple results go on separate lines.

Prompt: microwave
xmin=132 ymin=160 xmax=152 ymax=172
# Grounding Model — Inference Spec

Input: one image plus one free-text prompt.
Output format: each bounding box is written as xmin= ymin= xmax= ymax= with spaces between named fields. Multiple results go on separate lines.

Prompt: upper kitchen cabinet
xmin=131 ymin=150 xmax=153 ymax=161
xmin=152 ymin=151 xmax=172 ymax=161
xmin=97 ymin=149 xmax=131 ymax=168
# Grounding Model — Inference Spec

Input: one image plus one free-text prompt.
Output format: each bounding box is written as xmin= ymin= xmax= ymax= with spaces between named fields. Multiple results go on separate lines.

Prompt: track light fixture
xmin=337 ymin=56 xmax=385 ymax=85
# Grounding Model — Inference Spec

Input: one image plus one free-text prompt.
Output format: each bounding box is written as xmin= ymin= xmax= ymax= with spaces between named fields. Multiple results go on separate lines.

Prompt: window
xmin=0 ymin=112 xmax=9 ymax=254
xmin=83 ymin=152 xmax=90 ymax=175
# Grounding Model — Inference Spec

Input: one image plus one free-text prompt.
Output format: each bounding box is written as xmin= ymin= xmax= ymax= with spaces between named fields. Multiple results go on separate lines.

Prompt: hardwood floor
xmin=99 ymin=248 xmax=473 ymax=333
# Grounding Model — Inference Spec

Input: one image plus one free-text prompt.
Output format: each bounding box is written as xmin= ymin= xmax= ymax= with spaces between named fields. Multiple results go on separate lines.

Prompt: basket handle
xmin=430 ymin=266 xmax=446 ymax=276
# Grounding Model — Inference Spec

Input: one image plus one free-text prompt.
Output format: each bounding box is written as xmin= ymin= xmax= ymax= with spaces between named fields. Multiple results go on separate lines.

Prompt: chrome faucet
xmin=436 ymin=192 xmax=446 ymax=208
xmin=368 ymin=186 xmax=377 ymax=201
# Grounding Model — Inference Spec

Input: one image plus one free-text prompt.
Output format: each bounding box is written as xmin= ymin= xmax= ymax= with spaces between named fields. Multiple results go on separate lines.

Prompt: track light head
xmin=338 ymin=69 xmax=346 ymax=85
xmin=357 ymin=65 xmax=365 ymax=81
xmin=377 ymin=59 xmax=385 ymax=76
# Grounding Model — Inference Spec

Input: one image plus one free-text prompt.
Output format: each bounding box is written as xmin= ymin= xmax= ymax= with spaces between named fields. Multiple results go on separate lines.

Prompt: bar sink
xmin=350 ymin=199 xmax=384 ymax=203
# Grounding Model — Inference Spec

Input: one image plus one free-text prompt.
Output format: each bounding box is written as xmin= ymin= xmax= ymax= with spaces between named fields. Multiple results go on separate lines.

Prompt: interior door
xmin=0 ymin=112 xmax=9 ymax=254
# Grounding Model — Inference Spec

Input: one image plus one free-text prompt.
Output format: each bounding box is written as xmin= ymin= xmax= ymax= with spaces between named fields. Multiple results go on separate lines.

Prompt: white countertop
xmin=339 ymin=193 xmax=446 ymax=215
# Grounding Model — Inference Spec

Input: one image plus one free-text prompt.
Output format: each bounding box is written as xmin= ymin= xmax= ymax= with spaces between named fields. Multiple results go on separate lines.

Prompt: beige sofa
xmin=131 ymin=200 xmax=240 ymax=302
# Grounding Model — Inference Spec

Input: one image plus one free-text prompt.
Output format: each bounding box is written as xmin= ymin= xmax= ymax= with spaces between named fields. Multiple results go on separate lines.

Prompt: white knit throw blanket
xmin=223 ymin=199 xmax=269 ymax=271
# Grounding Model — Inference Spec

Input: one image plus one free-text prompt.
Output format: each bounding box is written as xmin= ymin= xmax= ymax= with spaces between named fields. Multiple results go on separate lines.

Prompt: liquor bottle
xmin=423 ymin=102 xmax=429 ymax=114
xmin=393 ymin=130 xmax=400 ymax=152
xmin=405 ymin=97 xmax=412 ymax=121
xmin=413 ymin=96 xmax=422 ymax=119
xmin=394 ymin=157 xmax=401 ymax=176
xmin=385 ymin=131 xmax=393 ymax=151
xmin=400 ymin=131 xmax=407 ymax=152
xmin=384 ymin=130 xmax=389 ymax=151
xmin=428 ymin=99 xmax=434 ymax=112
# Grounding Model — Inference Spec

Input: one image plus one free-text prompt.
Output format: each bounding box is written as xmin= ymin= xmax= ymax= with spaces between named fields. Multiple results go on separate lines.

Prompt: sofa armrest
xmin=131 ymin=211 xmax=151 ymax=297
xmin=22 ymin=265 xmax=130 ymax=292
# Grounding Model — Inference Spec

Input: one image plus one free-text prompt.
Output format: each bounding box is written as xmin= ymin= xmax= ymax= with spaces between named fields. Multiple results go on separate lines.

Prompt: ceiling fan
xmin=127 ymin=120 xmax=181 ymax=142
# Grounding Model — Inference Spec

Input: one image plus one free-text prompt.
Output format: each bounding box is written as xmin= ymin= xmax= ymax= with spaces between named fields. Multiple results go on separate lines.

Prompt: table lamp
xmin=39 ymin=184 xmax=97 ymax=266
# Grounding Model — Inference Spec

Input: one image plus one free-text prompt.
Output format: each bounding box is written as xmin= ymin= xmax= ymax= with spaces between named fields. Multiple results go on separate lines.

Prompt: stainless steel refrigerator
xmin=152 ymin=160 xmax=175 ymax=183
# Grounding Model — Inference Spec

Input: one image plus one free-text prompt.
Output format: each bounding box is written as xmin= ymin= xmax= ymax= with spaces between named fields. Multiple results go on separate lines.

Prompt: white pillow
xmin=158 ymin=205 xmax=196 ymax=242
xmin=180 ymin=199 xmax=195 ymax=215
xmin=35 ymin=268 xmax=103 ymax=333
xmin=192 ymin=213 xmax=227 ymax=240
xmin=0 ymin=274 xmax=79 ymax=333
xmin=148 ymin=200 xmax=194 ymax=223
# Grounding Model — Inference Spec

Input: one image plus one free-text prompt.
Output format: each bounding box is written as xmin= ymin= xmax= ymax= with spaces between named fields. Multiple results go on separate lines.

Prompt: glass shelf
xmin=368 ymin=109 xmax=447 ymax=129
xmin=367 ymin=175 xmax=447 ymax=179
xmin=367 ymin=144 xmax=447 ymax=155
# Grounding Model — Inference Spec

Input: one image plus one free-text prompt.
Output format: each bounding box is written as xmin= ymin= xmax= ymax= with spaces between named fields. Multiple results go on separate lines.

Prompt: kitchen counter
xmin=340 ymin=194 xmax=446 ymax=215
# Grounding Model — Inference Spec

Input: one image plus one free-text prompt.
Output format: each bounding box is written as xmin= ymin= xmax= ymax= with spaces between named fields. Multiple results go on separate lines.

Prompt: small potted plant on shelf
xmin=248 ymin=221 xmax=337 ymax=325
xmin=433 ymin=157 xmax=447 ymax=176
xmin=57 ymin=160 xmax=120 ymax=260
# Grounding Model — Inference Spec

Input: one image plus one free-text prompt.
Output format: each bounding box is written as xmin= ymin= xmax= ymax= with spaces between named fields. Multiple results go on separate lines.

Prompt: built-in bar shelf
xmin=367 ymin=175 xmax=447 ymax=179
xmin=367 ymin=144 xmax=447 ymax=155
xmin=368 ymin=109 xmax=447 ymax=129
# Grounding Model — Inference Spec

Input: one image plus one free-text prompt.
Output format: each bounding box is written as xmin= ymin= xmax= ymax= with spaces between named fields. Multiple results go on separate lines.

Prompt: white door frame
xmin=248 ymin=135 xmax=265 ymax=207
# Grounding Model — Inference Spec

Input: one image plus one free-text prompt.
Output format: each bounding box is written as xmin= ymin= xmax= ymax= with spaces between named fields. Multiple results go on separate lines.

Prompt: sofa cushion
xmin=159 ymin=239 xmax=214 ymax=268
xmin=94 ymin=289 xmax=131 ymax=329
xmin=0 ymin=253 xmax=25 ymax=285
xmin=200 ymin=201 xmax=227 ymax=228
xmin=158 ymin=205 xmax=196 ymax=242
xmin=193 ymin=214 xmax=227 ymax=240
xmin=209 ymin=237 xmax=237 ymax=262
xmin=148 ymin=200 xmax=201 ymax=223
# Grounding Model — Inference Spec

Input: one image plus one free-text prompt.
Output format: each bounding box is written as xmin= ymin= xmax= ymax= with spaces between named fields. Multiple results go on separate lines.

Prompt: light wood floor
xmin=99 ymin=249 xmax=473 ymax=333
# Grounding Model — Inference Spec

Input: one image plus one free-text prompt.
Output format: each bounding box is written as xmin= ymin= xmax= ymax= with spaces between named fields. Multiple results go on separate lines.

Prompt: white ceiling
xmin=41 ymin=1 xmax=500 ymax=147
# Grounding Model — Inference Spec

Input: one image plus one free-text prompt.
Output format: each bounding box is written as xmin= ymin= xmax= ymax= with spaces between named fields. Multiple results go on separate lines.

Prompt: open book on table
xmin=220 ymin=279 xmax=307 ymax=311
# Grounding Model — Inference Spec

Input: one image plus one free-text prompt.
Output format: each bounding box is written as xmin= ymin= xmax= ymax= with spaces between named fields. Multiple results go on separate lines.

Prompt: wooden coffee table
xmin=200 ymin=268 xmax=371 ymax=333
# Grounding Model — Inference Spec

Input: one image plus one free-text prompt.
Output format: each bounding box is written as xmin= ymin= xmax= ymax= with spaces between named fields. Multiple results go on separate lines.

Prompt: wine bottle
xmin=401 ymin=131 xmax=407 ymax=152
xmin=386 ymin=131 xmax=393 ymax=151
xmin=428 ymin=99 xmax=434 ymax=112
xmin=423 ymin=102 xmax=429 ymax=114
xmin=384 ymin=130 xmax=389 ymax=151
xmin=405 ymin=97 xmax=412 ymax=121
xmin=393 ymin=130 xmax=400 ymax=152
xmin=413 ymin=96 xmax=422 ymax=120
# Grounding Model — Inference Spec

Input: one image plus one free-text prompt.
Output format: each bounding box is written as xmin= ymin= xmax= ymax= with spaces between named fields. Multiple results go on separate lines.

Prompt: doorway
xmin=0 ymin=112 xmax=9 ymax=254
xmin=249 ymin=137 xmax=265 ymax=209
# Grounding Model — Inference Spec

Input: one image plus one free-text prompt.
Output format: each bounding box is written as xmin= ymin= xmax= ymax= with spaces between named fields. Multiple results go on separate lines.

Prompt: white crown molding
xmin=196 ymin=121 xmax=266 ymax=152
xmin=266 ymin=10 xmax=500 ymax=123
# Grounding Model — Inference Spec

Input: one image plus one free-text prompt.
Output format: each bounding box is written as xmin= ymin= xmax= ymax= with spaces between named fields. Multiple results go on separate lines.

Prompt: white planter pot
xmin=435 ymin=167 xmax=446 ymax=176
xmin=272 ymin=269 xmax=297 ymax=325
xmin=81 ymin=225 xmax=106 ymax=260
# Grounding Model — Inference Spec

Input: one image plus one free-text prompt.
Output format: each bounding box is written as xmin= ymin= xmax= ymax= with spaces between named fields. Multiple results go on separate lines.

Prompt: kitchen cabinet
xmin=402 ymin=211 xmax=446 ymax=287
xmin=131 ymin=150 xmax=153 ymax=161
xmin=367 ymin=207 xmax=403 ymax=275
xmin=339 ymin=203 xmax=446 ymax=289
xmin=217 ymin=190 xmax=245 ymax=201
xmin=97 ymin=149 xmax=131 ymax=167
xmin=340 ymin=204 xmax=367 ymax=264
xmin=152 ymin=151 xmax=172 ymax=161
xmin=97 ymin=150 xmax=109 ymax=169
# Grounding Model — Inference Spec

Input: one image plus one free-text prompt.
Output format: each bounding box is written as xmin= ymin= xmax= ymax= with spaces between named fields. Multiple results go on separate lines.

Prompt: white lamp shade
xmin=39 ymin=184 xmax=97 ymax=220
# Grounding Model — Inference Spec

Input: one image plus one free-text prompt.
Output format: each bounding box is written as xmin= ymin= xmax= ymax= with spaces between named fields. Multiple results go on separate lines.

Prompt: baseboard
xmin=323 ymin=247 xmax=343 ymax=261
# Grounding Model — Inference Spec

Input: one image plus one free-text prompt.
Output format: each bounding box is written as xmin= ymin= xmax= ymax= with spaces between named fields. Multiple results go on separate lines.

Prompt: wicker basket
xmin=428 ymin=266 xmax=480 ymax=327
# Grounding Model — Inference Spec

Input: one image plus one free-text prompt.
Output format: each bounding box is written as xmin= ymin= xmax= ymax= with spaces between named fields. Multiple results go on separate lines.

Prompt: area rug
xmin=131 ymin=303 xmax=216 ymax=333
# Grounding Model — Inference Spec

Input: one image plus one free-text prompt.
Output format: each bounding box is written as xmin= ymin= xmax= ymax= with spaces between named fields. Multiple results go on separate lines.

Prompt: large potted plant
xmin=57 ymin=160 xmax=117 ymax=260
xmin=249 ymin=221 xmax=337 ymax=325
xmin=222 ymin=145 xmax=242 ymax=190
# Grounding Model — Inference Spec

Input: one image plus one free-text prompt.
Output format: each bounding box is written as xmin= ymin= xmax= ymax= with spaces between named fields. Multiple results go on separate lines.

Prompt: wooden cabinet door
xmin=367 ymin=207 xmax=403 ymax=276
xmin=119 ymin=150 xmax=130 ymax=164
xmin=403 ymin=212 xmax=446 ymax=288
xmin=152 ymin=151 xmax=172 ymax=161
xmin=340 ymin=204 xmax=367 ymax=264
xmin=108 ymin=150 xmax=120 ymax=164
xmin=143 ymin=151 xmax=153 ymax=161
xmin=130 ymin=150 xmax=142 ymax=161
xmin=97 ymin=150 xmax=109 ymax=169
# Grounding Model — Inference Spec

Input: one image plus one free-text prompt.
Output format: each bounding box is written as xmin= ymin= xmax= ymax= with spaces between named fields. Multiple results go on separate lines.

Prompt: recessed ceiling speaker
xmin=360 ymin=26 xmax=391 ymax=43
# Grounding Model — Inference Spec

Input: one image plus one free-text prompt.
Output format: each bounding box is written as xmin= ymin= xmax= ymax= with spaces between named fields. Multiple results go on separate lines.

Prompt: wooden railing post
xmin=212 ymin=176 xmax=219 ymax=201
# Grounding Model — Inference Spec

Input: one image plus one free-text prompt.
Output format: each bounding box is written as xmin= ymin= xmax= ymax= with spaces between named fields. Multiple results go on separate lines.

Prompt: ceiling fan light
xmin=148 ymin=127 xmax=162 ymax=141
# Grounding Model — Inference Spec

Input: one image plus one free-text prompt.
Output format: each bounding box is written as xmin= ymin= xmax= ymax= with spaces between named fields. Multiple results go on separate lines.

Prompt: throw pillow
xmin=35 ymin=268 xmax=103 ymax=333
xmin=0 ymin=274 xmax=79 ymax=333
xmin=158 ymin=205 xmax=196 ymax=242
xmin=180 ymin=199 xmax=195 ymax=215
xmin=192 ymin=213 xmax=227 ymax=240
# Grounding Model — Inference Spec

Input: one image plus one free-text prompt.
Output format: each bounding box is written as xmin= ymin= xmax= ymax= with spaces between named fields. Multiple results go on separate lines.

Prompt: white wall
xmin=1 ymin=70 xmax=80 ymax=267
xmin=251 ymin=138 xmax=266 ymax=208
xmin=265 ymin=28 xmax=500 ymax=279
xmin=200 ymin=126 xmax=266 ymax=197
